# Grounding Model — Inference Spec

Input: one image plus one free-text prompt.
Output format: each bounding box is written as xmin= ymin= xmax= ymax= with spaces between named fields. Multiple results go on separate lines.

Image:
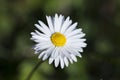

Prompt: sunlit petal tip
xmin=38 ymin=52 xmax=45 ymax=59
xmin=55 ymin=57 xmax=59 ymax=67
xmin=71 ymin=54 xmax=77 ymax=62
xmin=64 ymin=57 xmax=69 ymax=67
xmin=78 ymin=54 xmax=82 ymax=58
xmin=55 ymin=13 xmax=58 ymax=16
xmin=58 ymin=57 xmax=64 ymax=68
xmin=42 ymin=54 xmax=48 ymax=61
xmin=34 ymin=51 xmax=39 ymax=54
xmin=34 ymin=24 xmax=40 ymax=27
xmin=74 ymin=22 xmax=78 ymax=25
xmin=49 ymin=58 xmax=54 ymax=64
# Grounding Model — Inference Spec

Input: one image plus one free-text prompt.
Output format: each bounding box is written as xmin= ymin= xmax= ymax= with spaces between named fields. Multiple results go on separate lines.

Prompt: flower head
xmin=31 ymin=14 xmax=87 ymax=69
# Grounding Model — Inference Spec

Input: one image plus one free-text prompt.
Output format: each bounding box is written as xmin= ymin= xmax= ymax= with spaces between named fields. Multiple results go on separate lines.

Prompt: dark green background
xmin=0 ymin=0 xmax=120 ymax=80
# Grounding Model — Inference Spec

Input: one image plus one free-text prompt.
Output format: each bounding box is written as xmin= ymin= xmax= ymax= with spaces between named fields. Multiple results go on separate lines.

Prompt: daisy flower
xmin=31 ymin=14 xmax=87 ymax=69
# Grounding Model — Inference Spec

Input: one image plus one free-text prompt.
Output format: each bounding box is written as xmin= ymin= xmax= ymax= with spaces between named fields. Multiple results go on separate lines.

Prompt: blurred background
xmin=0 ymin=0 xmax=120 ymax=80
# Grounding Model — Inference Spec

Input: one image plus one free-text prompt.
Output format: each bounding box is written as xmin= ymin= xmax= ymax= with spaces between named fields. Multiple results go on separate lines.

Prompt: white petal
xmin=64 ymin=22 xmax=78 ymax=35
xmin=54 ymin=56 xmax=60 ymax=67
xmin=70 ymin=54 xmax=77 ymax=62
xmin=34 ymin=24 xmax=43 ymax=32
xmin=42 ymin=47 xmax=54 ymax=61
xmin=61 ymin=47 xmax=71 ymax=59
xmin=32 ymin=36 xmax=50 ymax=44
xmin=68 ymin=34 xmax=86 ymax=40
xmin=73 ymin=43 xmax=87 ymax=47
xmin=67 ymin=39 xmax=86 ymax=45
xmin=53 ymin=14 xmax=64 ymax=32
xmin=31 ymin=32 xmax=37 ymax=36
xmin=34 ymin=30 xmax=49 ymax=39
xmin=38 ymin=43 xmax=53 ymax=50
xmin=81 ymin=43 xmax=87 ymax=47
xmin=60 ymin=57 xmax=64 ymax=69
xmin=78 ymin=54 xmax=82 ymax=58
xmin=42 ymin=54 xmax=49 ymax=61
xmin=64 ymin=57 xmax=69 ymax=67
xmin=66 ymin=29 xmax=82 ymax=38
xmin=51 ymin=47 xmax=57 ymax=58
xmin=72 ymin=49 xmax=81 ymax=57
xmin=62 ymin=20 xmax=72 ymax=33
xmin=64 ymin=44 xmax=81 ymax=57
xmin=59 ymin=15 xmax=64 ymax=25
xmin=49 ymin=58 xmax=54 ymax=64
xmin=38 ymin=41 xmax=51 ymax=46
xmin=46 ymin=16 xmax=54 ymax=33
xmin=35 ymin=24 xmax=50 ymax=36
xmin=79 ymin=48 xmax=83 ymax=52
xmin=45 ymin=46 xmax=55 ymax=55
xmin=34 ymin=51 xmax=39 ymax=54
xmin=54 ymin=50 xmax=59 ymax=59
xmin=31 ymin=32 xmax=44 ymax=41
xmin=67 ymin=33 xmax=86 ymax=39
xmin=38 ymin=20 xmax=51 ymax=35
xmin=59 ymin=48 xmax=70 ymax=64
xmin=54 ymin=14 xmax=60 ymax=32
xmin=60 ymin=17 xmax=72 ymax=33
xmin=38 ymin=51 xmax=45 ymax=59
xmin=79 ymin=33 xmax=86 ymax=38
xmin=69 ymin=58 xmax=73 ymax=64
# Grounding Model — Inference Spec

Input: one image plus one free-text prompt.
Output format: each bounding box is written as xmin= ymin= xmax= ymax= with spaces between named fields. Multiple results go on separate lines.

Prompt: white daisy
xmin=31 ymin=14 xmax=87 ymax=69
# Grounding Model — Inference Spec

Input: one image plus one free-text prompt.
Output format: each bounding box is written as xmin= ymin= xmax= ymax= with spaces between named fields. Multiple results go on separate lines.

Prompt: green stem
xmin=26 ymin=60 xmax=43 ymax=80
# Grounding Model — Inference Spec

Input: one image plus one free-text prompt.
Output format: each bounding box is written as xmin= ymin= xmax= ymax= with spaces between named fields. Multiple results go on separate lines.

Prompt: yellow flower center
xmin=51 ymin=32 xmax=66 ymax=46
